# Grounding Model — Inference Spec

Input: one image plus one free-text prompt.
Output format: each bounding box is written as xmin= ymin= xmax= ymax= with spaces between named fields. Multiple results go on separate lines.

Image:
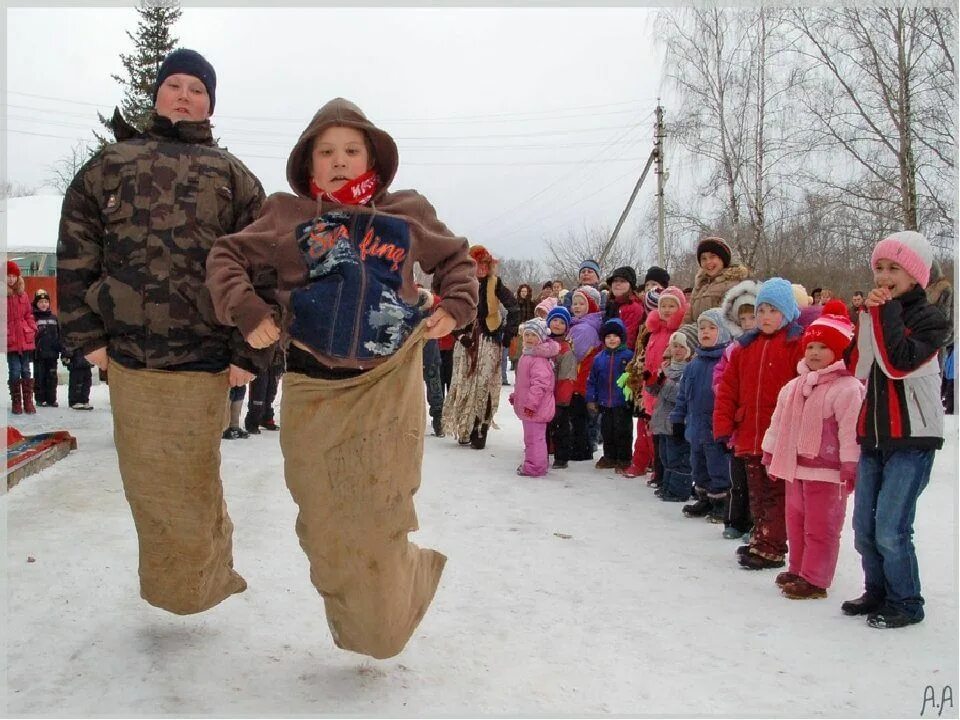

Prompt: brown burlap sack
xmin=280 ymin=326 xmax=446 ymax=659
xmin=109 ymin=362 xmax=247 ymax=614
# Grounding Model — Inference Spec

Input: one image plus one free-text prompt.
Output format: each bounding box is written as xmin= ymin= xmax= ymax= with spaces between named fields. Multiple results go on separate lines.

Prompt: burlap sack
xmin=109 ymin=362 xmax=247 ymax=614
xmin=280 ymin=326 xmax=446 ymax=659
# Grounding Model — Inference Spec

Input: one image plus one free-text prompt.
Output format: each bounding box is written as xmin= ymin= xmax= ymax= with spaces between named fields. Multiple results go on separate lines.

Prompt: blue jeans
xmin=690 ymin=440 xmax=732 ymax=494
xmin=853 ymin=448 xmax=934 ymax=620
xmin=7 ymin=351 xmax=32 ymax=382
xmin=500 ymin=346 xmax=509 ymax=383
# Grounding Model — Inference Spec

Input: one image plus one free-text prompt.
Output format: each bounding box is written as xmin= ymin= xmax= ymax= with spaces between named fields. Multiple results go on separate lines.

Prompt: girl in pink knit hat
xmin=761 ymin=301 xmax=865 ymax=600
xmin=844 ymin=231 xmax=951 ymax=629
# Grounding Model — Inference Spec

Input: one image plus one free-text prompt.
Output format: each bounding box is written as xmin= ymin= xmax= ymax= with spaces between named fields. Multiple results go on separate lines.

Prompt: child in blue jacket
xmin=670 ymin=308 xmax=733 ymax=522
xmin=587 ymin=318 xmax=634 ymax=472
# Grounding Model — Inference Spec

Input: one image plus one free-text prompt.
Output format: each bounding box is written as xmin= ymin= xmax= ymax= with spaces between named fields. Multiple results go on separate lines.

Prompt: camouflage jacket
xmin=57 ymin=111 xmax=267 ymax=372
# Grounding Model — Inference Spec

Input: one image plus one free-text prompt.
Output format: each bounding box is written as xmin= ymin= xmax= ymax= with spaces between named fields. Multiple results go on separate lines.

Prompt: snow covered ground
xmin=4 ymin=377 xmax=959 ymax=717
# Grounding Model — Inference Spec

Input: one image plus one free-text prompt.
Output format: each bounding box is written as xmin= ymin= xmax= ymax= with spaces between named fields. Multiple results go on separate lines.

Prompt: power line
xmin=6 ymin=90 xmax=658 ymax=125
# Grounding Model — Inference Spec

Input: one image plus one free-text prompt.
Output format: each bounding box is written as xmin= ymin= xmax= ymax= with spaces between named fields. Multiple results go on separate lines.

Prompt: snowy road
xmin=4 ymin=380 xmax=959 ymax=716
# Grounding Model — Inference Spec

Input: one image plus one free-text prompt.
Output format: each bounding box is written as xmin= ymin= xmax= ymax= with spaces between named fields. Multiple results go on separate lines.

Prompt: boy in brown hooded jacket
xmin=206 ymin=98 xmax=478 ymax=659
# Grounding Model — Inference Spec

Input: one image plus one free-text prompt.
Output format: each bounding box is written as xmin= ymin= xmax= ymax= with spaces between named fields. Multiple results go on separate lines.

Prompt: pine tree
xmin=94 ymin=1 xmax=182 ymax=145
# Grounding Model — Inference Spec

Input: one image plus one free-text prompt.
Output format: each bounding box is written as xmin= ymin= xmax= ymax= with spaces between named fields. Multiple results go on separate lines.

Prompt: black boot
xmin=707 ymin=493 xmax=730 ymax=524
xmin=470 ymin=421 xmax=489 ymax=450
xmin=683 ymin=488 xmax=711 ymax=518
xmin=841 ymin=592 xmax=885 ymax=616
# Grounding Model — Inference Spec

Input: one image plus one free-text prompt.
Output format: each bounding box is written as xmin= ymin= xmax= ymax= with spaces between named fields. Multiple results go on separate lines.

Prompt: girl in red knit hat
xmin=761 ymin=301 xmax=865 ymax=600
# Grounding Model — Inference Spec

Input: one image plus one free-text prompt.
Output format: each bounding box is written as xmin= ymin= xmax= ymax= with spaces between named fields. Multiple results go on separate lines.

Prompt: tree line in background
xmin=15 ymin=4 xmax=958 ymax=300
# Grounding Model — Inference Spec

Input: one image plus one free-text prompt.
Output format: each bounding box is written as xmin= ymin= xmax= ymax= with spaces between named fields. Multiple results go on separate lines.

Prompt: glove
xmin=641 ymin=369 xmax=652 ymax=381
xmin=61 ymin=356 xmax=71 ymax=367
xmin=616 ymin=371 xmax=633 ymax=402
xmin=715 ymin=435 xmax=731 ymax=446
xmin=840 ymin=462 xmax=857 ymax=492
xmin=587 ymin=402 xmax=598 ymax=416
xmin=458 ymin=334 xmax=474 ymax=348
xmin=672 ymin=422 xmax=686 ymax=441
xmin=523 ymin=407 xmax=535 ymax=418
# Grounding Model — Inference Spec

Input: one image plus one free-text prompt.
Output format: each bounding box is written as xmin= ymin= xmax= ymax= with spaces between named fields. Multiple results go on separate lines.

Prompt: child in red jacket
xmin=714 ymin=277 xmax=805 ymax=570
xmin=6 ymin=261 xmax=37 ymax=415
xmin=603 ymin=266 xmax=645 ymax=350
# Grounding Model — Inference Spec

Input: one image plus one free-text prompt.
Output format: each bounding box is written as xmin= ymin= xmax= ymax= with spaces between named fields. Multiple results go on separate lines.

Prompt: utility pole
xmin=599 ymin=104 xmax=666 ymax=267
xmin=654 ymin=102 xmax=666 ymax=267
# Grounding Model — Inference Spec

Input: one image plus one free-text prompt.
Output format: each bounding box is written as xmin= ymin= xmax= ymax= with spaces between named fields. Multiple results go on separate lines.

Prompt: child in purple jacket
xmin=509 ymin=319 xmax=558 ymax=477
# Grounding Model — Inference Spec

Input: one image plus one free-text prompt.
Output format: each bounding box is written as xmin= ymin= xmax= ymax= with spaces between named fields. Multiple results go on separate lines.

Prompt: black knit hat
xmin=696 ymin=237 xmax=732 ymax=268
xmin=643 ymin=266 xmax=670 ymax=288
xmin=605 ymin=266 xmax=638 ymax=290
xmin=153 ymin=49 xmax=217 ymax=113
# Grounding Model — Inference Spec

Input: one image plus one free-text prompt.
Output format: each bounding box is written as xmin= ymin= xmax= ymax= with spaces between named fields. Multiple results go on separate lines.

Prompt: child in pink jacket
xmin=761 ymin=301 xmax=865 ymax=599
xmin=510 ymin=319 xmax=558 ymax=477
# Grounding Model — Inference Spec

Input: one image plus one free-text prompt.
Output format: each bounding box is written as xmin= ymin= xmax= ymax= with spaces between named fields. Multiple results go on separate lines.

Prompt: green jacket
xmin=57 ymin=111 xmax=267 ymax=372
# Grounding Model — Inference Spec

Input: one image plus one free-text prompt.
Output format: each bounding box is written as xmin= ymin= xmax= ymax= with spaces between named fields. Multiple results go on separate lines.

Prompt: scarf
xmin=485 ymin=274 xmax=501 ymax=333
xmin=664 ymin=359 xmax=687 ymax=382
xmin=309 ymin=170 xmax=381 ymax=206
xmin=768 ymin=359 xmax=847 ymax=482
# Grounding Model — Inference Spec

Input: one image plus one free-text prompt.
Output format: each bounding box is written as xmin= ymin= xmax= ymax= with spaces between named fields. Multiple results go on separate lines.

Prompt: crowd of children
xmin=500 ymin=232 xmax=951 ymax=629
xmin=6 ymin=260 xmax=93 ymax=413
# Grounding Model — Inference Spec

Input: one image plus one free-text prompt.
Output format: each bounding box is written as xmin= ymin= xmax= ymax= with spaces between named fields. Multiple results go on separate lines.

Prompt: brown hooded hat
xmin=286 ymin=98 xmax=400 ymax=199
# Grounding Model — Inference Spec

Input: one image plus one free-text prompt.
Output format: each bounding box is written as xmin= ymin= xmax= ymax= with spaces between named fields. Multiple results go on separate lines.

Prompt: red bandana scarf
xmin=309 ymin=170 xmax=381 ymax=206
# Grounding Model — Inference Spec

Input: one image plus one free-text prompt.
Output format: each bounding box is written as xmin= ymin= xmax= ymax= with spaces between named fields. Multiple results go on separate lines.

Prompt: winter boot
xmin=432 ymin=415 xmax=444 ymax=437
xmin=738 ymin=551 xmax=786 ymax=570
xmin=21 ymin=379 xmax=36 ymax=414
xmin=9 ymin=381 xmax=23 ymax=415
xmin=781 ymin=577 xmax=827 ymax=600
xmin=775 ymin=571 xmax=801 ymax=588
xmin=470 ymin=421 xmax=489 ymax=450
xmin=866 ymin=607 xmax=923 ymax=629
xmin=707 ymin=493 xmax=730 ymax=524
xmin=683 ymin=488 xmax=711 ymax=518
xmin=841 ymin=592 xmax=885 ymax=616
xmin=260 ymin=418 xmax=280 ymax=431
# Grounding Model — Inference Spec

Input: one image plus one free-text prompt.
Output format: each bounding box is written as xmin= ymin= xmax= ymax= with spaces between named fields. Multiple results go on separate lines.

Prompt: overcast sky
xmin=5 ymin=6 xmax=671 ymax=261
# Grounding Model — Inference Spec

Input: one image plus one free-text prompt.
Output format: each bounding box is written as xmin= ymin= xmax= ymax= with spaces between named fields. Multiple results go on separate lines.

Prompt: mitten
xmin=761 ymin=451 xmax=773 ymax=467
xmin=508 ymin=393 xmax=515 ymax=406
xmin=840 ymin=462 xmax=857 ymax=492
xmin=459 ymin=334 xmax=474 ymax=348
xmin=672 ymin=422 xmax=685 ymax=441
xmin=616 ymin=371 xmax=633 ymax=402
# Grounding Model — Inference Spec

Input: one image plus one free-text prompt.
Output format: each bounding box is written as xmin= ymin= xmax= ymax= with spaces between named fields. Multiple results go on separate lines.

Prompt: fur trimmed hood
xmin=719 ymin=279 xmax=761 ymax=336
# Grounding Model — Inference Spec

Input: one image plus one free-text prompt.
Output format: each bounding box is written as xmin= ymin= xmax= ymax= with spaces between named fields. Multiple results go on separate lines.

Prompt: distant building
xmin=4 ymin=194 xmax=65 ymax=308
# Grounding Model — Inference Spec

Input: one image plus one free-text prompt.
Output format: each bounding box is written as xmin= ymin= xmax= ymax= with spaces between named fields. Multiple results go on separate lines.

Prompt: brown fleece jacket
xmin=683 ymin=264 xmax=750 ymax=324
xmin=206 ymin=98 xmax=479 ymax=370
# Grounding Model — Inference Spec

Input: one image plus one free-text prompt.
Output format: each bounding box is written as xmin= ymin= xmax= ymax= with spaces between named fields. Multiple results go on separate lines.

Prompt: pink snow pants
xmin=785 ymin=478 xmax=849 ymax=589
xmin=522 ymin=420 xmax=549 ymax=476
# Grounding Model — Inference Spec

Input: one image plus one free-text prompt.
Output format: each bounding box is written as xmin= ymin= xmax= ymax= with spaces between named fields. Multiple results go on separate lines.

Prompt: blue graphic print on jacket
xmin=289 ymin=210 xmax=426 ymax=361
xmin=669 ymin=342 xmax=728 ymax=445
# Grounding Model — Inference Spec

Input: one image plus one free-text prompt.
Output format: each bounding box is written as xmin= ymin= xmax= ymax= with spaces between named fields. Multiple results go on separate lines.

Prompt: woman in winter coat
xmin=508 ymin=283 xmax=537 ymax=368
xmin=442 ymin=245 xmax=518 ymax=449
xmin=509 ymin=319 xmax=558 ymax=477
xmin=682 ymin=237 xmax=750 ymax=324
xmin=6 ymin=260 xmax=37 ymax=414
xmin=762 ymin=303 xmax=865 ymax=600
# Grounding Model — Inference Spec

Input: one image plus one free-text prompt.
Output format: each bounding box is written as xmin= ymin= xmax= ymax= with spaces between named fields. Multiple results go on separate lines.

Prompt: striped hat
xmin=520 ymin=318 xmax=549 ymax=342
xmin=803 ymin=300 xmax=855 ymax=358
